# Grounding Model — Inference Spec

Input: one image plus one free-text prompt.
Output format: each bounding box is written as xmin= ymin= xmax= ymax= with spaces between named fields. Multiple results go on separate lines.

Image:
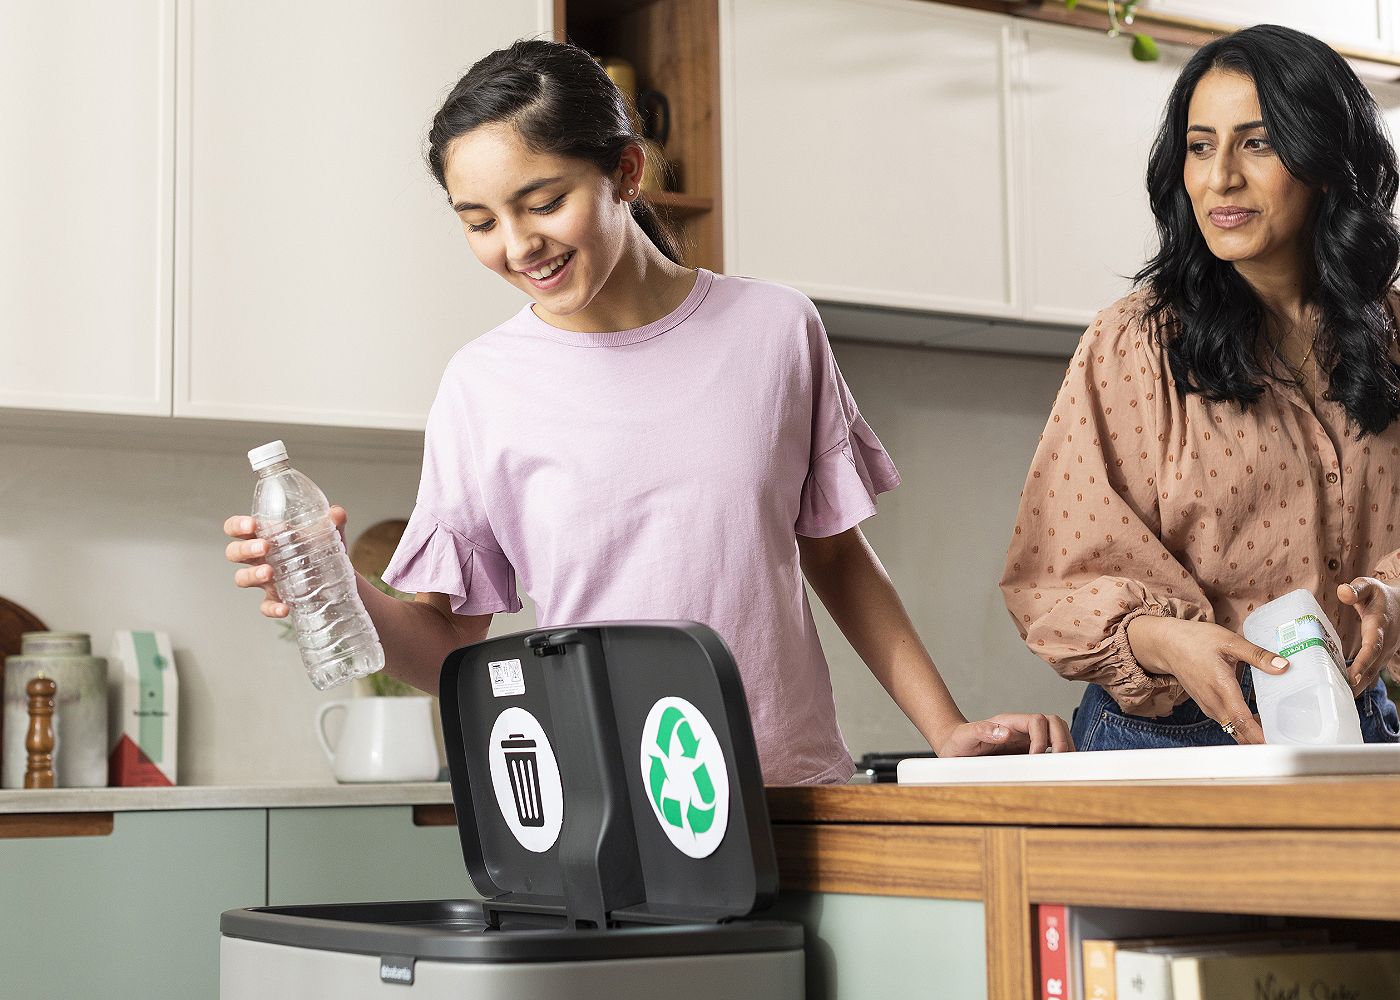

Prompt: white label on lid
xmin=639 ymin=696 xmax=730 ymax=859
xmin=488 ymin=707 xmax=563 ymax=853
xmin=488 ymin=658 xmax=525 ymax=698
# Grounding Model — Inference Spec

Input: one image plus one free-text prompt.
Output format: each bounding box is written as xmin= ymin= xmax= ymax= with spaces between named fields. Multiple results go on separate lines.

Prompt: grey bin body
xmin=220 ymin=623 xmax=805 ymax=999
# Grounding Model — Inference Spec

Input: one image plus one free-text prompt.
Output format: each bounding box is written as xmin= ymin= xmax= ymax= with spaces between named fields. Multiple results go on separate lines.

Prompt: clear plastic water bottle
xmin=1243 ymin=589 xmax=1363 ymax=745
xmin=248 ymin=441 xmax=385 ymax=690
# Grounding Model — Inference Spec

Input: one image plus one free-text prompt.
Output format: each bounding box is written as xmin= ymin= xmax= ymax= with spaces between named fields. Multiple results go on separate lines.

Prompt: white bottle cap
xmin=248 ymin=440 xmax=289 ymax=471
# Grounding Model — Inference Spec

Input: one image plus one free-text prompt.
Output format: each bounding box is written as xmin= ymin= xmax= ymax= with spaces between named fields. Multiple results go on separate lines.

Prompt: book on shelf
xmin=1033 ymin=905 xmax=1258 ymax=1000
xmin=1114 ymin=930 xmax=1331 ymax=1000
xmin=1171 ymin=948 xmax=1400 ymax=999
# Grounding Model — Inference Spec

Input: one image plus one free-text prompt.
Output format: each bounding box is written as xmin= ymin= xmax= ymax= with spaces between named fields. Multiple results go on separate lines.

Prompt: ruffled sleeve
xmin=383 ymin=506 xmax=522 ymax=616
xmin=381 ymin=372 xmax=522 ymax=616
xmin=795 ymin=305 xmax=900 ymax=538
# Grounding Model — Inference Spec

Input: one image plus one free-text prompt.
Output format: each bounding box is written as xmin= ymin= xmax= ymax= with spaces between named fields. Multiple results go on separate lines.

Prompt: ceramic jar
xmin=2 ymin=631 xmax=109 ymax=788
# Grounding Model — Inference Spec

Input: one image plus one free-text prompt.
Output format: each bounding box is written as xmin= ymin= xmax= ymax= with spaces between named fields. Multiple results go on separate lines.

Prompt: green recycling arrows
xmin=647 ymin=704 xmax=717 ymax=836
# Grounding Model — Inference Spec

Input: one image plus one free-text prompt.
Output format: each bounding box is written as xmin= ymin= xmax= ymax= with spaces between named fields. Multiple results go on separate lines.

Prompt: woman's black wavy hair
xmin=426 ymin=39 xmax=682 ymax=264
xmin=1136 ymin=23 xmax=1400 ymax=434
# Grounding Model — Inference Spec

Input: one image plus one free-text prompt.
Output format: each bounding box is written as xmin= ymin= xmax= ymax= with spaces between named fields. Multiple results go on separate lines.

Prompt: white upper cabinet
xmin=1142 ymin=0 xmax=1389 ymax=53
xmin=175 ymin=0 xmax=545 ymax=429
xmin=722 ymin=0 xmax=1015 ymax=318
xmin=0 ymin=1 xmax=173 ymax=415
xmin=1015 ymin=23 xmax=1185 ymax=326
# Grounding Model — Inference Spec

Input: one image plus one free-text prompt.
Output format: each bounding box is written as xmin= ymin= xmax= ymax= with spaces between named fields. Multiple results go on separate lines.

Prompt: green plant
xmin=1065 ymin=0 xmax=1160 ymax=61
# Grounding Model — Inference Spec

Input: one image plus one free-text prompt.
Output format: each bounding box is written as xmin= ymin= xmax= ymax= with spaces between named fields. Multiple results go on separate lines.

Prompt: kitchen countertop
xmin=0 ymin=781 xmax=454 ymax=814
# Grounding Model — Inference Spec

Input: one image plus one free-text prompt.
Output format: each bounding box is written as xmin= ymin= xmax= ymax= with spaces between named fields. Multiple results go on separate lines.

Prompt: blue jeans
xmin=1071 ymin=671 xmax=1400 ymax=751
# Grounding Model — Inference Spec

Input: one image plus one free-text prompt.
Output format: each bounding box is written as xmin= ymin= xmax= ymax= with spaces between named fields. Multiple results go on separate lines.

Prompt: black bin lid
xmin=438 ymin=621 xmax=779 ymax=930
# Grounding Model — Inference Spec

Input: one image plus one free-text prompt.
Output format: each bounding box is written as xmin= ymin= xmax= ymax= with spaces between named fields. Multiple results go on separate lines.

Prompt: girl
xmin=228 ymin=39 xmax=1071 ymax=783
xmin=1002 ymin=25 xmax=1400 ymax=750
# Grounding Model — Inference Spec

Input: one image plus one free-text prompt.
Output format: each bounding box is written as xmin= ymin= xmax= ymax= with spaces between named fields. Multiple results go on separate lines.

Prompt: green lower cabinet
xmin=0 ymin=809 xmax=266 ymax=1000
xmin=766 ymin=892 xmax=987 ymax=1000
xmin=267 ymin=805 xmax=475 ymax=905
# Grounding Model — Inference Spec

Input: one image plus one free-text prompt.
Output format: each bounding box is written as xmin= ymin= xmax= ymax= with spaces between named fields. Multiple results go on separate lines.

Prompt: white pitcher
xmin=316 ymin=696 xmax=440 ymax=783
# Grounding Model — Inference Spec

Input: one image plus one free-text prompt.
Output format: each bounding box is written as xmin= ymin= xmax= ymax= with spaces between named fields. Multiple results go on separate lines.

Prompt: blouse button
xmin=1328 ymin=558 xmax=1340 ymax=572
xmin=1326 ymin=472 xmax=1339 ymax=484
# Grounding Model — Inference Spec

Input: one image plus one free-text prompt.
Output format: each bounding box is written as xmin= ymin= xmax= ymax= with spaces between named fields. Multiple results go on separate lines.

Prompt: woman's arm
xmin=799 ymin=526 xmax=1070 ymax=754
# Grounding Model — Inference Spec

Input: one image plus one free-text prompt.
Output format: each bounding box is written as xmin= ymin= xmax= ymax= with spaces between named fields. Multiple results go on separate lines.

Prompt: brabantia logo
xmin=380 ymin=955 xmax=415 ymax=985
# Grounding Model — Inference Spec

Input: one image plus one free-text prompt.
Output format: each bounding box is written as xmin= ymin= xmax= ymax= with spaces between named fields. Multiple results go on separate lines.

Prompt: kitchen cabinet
xmin=1143 ymin=0 xmax=1390 ymax=54
xmin=1015 ymin=21 xmax=1184 ymax=327
xmin=0 ymin=809 xmax=265 ymax=1000
xmin=174 ymin=0 xmax=544 ymax=429
xmin=266 ymin=805 xmax=474 ymax=905
xmin=0 ymin=1 xmax=174 ymax=416
xmin=722 ymin=0 xmax=1016 ymax=319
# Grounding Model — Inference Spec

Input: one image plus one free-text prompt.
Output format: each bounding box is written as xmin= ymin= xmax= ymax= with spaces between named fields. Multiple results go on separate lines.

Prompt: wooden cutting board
xmin=0 ymin=597 xmax=48 ymax=771
xmin=349 ymin=519 xmax=409 ymax=587
xmin=0 ymin=596 xmax=46 ymax=663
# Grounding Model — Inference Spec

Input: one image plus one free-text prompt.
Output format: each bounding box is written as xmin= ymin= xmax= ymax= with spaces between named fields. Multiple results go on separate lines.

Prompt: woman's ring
xmin=1220 ymin=719 xmax=1237 ymax=736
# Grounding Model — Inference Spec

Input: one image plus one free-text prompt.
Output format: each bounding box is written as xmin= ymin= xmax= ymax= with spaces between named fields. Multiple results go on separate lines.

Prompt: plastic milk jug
xmin=1242 ymin=589 xmax=1363 ymax=745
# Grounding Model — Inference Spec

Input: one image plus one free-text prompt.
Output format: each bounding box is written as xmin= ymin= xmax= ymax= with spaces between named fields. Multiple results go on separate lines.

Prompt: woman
xmin=226 ymin=40 xmax=1071 ymax=783
xmin=1002 ymin=24 xmax=1400 ymax=750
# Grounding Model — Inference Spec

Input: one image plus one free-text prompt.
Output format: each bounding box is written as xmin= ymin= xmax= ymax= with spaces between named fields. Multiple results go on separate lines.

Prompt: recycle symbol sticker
xmin=639 ymin=696 xmax=730 ymax=858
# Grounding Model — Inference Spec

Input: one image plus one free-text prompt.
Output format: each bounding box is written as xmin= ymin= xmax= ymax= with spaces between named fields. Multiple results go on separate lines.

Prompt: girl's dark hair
xmin=426 ymin=39 xmax=682 ymax=265
xmin=1136 ymin=23 xmax=1400 ymax=434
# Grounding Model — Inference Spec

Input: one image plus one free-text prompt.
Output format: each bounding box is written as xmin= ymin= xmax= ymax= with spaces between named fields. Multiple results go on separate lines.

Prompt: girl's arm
xmin=357 ymin=582 xmax=492 ymax=694
xmin=799 ymin=525 xmax=1071 ymax=755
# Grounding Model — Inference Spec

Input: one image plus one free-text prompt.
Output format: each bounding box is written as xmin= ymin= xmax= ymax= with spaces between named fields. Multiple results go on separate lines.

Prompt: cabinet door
xmin=0 ymin=1 xmax=173 ymax=415
xmin=1017 ymin=22 xmax=1184 ymax=326
xmin=1143 ymin=0 xmax=1388 ymax=53
xmin=0 ymin=809 xmax=265 ymax=999
xmin=175 ymin=0 xmax=546 ymax=430
xmin=267 ymin=805 xmax=475 ymax=905
xmin=723 ymin=0 xmax=1015 ymax=318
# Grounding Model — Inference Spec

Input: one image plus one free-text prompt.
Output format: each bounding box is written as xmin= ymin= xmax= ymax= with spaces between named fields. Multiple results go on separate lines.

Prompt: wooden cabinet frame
xmin=768 ymin=777 xmax=1400 ymax=1000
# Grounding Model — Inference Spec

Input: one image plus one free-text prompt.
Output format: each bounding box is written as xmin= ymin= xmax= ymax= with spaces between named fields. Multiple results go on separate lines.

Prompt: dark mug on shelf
xmin=637 ymin=89 xmax=677 ymax=192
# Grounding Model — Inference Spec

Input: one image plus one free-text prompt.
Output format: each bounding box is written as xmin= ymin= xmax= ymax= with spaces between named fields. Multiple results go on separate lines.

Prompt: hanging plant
xmin=1065 ymin=0 xmax=1160 ymax=60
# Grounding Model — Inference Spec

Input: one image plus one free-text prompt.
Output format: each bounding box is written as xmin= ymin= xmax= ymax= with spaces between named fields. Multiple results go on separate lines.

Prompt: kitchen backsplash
xmin=0 ymin=338 xmax=1078 ymax=785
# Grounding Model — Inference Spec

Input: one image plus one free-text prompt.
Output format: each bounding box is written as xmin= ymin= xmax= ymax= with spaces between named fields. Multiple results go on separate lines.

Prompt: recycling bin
xmin=220 ymin=622 xmax=805 ymax=999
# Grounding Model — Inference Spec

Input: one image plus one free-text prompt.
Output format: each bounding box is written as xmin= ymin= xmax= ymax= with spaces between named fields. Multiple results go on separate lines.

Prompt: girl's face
xmin=442 ymin=124 xmax=635 ymax=319
xmin=1183 ymin=69 xmax=1317 ymax=274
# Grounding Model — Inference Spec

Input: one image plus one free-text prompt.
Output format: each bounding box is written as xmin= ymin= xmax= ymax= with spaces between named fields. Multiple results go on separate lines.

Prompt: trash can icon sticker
xmin=639 ymin=696 xmax=730 ymax=859
xmin=488 ymin=707 xmax=563 ymax=853
xmin=501 ymin=734 xmax=544 ymax=827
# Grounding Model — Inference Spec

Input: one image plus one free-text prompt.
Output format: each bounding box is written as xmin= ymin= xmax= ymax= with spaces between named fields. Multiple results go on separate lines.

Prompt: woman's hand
xmin=1338 ymin=577 xmax=1400 ymax=694
xmin=224 ymin=505 xmax=349 ymax=619
xmin=935 ymin=713 xmax=1074 ymax=756
xmin=1126 ymin=616 xmax=1289 ymax=744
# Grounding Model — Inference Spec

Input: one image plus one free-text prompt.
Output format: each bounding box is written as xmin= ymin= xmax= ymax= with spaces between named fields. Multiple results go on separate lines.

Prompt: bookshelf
xmin=763 ymin=777 xmax=1400 ymax=1000
xmin=555 ymin=0 xmax=723 ymax=271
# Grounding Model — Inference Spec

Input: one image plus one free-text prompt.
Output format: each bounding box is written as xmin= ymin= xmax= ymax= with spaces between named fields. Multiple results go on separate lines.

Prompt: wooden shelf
xmin=768 ymin=779 xmax=1400 ymax=1000
xmin=646 ymin=190 xmax=714 ymax=219
xmin=560 ymin=0 xmax=723 ymax=270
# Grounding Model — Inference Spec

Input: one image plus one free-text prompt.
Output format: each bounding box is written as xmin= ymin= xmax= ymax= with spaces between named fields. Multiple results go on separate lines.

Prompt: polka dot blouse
xmin=1000 ymin=290 xmax=1400 ymax=717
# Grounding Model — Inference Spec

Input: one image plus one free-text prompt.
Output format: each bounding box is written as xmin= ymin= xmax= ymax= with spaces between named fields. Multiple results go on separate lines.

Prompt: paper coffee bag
xmin=108 ymin=630 xmax=177 ymax=786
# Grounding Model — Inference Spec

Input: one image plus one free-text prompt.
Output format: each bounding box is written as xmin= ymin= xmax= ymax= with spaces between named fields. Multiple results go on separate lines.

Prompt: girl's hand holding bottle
xmin=223 ymin=504 xmax=349 ymax=619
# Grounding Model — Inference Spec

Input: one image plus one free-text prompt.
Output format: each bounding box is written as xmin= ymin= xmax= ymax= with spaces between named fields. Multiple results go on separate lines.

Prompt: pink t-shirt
xmin=383 ymin=269 xmax=899 ymax=784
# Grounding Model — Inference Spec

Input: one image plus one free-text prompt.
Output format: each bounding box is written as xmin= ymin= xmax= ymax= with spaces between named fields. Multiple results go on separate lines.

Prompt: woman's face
xmin=1183 ymin=69 xmax=1317 ymax=273
xmin=441 ymin=124 xmax=633 ymax=318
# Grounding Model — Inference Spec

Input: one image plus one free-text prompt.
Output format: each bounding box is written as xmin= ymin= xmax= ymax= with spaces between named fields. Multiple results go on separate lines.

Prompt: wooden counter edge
xmin=0 ymin=812 xmax=114 ymax=839
xmin=765 ymin=777 xmax=1400 ymax=829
